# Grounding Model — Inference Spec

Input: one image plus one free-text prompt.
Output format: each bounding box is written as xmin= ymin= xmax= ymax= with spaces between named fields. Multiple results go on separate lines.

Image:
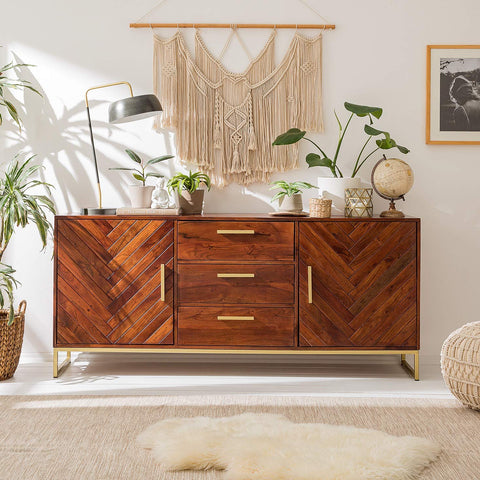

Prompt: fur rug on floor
xmin=138 ymin=413 xmax=441 ymax=480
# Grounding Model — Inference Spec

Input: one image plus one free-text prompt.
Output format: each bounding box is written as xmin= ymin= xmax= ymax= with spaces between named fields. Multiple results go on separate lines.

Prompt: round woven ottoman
xmin=441 ymin=321 xmax=480 ymax=410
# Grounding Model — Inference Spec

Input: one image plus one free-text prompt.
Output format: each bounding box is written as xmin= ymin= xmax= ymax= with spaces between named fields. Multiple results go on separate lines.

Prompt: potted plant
xmin=109 ymin=149 xmax=174 ymax=208
xmin=270 ymin=180 xmax=317 ymax=213
xmin=167 ymin=171 xmax=211 ymax=214
xmin=272 ymin=102 xmax=410 ymax=214
xmin=0 ymin=58 xmax=54 ymax=380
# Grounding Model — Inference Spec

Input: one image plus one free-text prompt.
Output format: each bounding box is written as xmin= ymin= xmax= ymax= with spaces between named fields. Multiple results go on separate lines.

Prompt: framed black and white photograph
xmin=427 ymin=45 xmax=480 ymax=144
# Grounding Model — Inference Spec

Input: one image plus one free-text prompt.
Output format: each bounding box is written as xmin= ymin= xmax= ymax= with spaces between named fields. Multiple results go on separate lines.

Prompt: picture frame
xmin=427 ymin=45 xmax=480 ymax=144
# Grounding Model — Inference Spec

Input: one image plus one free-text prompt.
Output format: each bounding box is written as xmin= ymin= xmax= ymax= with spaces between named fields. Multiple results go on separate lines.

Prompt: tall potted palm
xmin=0 ymin=58 xmax=55 ymax=380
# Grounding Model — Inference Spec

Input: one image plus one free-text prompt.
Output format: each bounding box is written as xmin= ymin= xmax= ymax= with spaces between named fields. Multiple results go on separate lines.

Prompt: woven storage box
xmin=441 ymin=321 xmax=480 ymax=410
xmin=309 ymin=198 xmax=332 ymax=218
xmin=0 ymin=301 xmax=26 ymax=381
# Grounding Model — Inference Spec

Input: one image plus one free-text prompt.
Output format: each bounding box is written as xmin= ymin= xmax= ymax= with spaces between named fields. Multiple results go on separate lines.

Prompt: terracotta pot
xmin=128 ymin=185 xmax=155 ymax=209
xmin=177 ymin=190 xmax=205 ymax=215
xmin=278 ymin=193 xmax=303 ymax=213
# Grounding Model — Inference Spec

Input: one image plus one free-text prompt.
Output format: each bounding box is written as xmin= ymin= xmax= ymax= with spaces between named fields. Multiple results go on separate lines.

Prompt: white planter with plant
xmin=0 ymin=57 xmax=55 ymax=380
xmin=167 ymin=171 xmax=211 ymax=215
xmin=273 ymin=102 xmax=410 ymax=215
xmin=110 ymin=149 xmax=174 ymax=208
xmin=270 ymin=180 xmax=317 ymax=213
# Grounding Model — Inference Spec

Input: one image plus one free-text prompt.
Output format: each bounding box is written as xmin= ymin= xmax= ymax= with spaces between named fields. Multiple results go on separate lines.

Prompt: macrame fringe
xmin=153 ymin=30 xmax=323 ymax=186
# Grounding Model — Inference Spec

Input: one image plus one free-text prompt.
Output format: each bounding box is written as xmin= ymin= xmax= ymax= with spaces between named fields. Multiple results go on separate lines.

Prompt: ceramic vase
xmin=278 ymin=194 xmax=303 ymax=213
xmin=177 ymin=190 xmax=205 ymax=215
xmin=128 ymin=185 xmax=155 ymax=209
xmin=317 ymin=177 xmax=361 ymax=215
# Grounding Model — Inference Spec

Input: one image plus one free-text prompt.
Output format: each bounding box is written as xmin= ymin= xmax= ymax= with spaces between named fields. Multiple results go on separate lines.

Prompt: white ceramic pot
xmin=128 ymin=185 xmax=155 ymax=209
xmin=278 ymin=193 xmax=303 ymax=213
xmin=317 ymin=177 xmax=361 ymax=215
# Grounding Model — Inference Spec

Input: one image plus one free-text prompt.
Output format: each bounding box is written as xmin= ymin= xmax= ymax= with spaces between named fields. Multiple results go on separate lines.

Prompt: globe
xmin=371 ymin=157 xmax=414 ymax=218
xmin=372 ymin=157 xmax=414 ymax=199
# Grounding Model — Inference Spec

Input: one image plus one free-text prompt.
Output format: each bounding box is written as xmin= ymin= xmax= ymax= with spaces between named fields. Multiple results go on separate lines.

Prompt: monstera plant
xmin=273 ymin=102 xmax=410 ymax=178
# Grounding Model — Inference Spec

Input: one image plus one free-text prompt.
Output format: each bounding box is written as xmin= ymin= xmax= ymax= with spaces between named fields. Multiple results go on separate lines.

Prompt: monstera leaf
xmin=345 ymin=102 xmax=383 ymax=124
xmin=272 ymin=128 xmax=306 ymax=145
xmin=306 ymin=153 xmax=333 ymax=169
xmin=364 ymin=125 xmax=410 ymax=153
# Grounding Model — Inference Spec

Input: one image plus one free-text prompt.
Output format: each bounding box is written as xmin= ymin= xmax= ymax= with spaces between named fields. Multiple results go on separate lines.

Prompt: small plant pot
xmin=278 ymin=194 xmax=303 ymax=213
xmin=177 ymin=190 xmax=205 ymax=215
xmin=128 ymin=185 xmax=155 ymax=209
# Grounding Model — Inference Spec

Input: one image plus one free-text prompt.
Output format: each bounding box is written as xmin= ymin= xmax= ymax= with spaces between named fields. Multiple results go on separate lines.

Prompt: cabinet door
xmin=299 ymin=221 xmax=418 ymax=348
xmin=55 ymin=219 xmax=174 ymax=346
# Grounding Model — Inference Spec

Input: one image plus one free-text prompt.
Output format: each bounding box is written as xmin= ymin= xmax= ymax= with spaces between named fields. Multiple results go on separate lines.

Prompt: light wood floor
xmin=0 ymin=353 xmax=452 ymax=398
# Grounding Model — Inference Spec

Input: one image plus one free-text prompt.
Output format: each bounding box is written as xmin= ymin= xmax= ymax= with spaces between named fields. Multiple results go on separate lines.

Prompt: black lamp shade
xmin=108 ymin=94 xmax=162 ymax=124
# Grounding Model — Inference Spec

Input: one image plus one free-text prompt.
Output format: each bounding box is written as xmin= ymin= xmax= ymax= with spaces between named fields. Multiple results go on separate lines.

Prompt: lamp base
xmin=82 ymin=207 xmax=117 ymax=215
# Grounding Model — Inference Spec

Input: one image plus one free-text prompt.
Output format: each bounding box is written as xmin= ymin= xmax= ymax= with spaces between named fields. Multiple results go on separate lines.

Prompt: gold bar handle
xmin=307 ymin=266 xmax=313 ymax=304
xmin=217 ymin=273 xmax=255 ymax=278
xmin=161 ymin=264 xmax=165 ymax=302
xmin=217 ymin=229 xmax=255 ymax=234
xmin=217 ymin=316 xmax=255 ymax=321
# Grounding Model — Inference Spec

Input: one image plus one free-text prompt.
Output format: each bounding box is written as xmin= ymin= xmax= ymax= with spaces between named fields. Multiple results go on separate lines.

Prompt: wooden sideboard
xmin=53 ymin=214 xmax=420 ymax=379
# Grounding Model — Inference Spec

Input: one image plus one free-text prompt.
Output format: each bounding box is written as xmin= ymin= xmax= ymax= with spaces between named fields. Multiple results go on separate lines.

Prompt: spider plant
xmin=109 ymin=149 xmax=174 ymax=186
xmin=0 ymin=156 xmax=55 ymax=324
xmin=269 ymin=180 xmax=317 ymax=203
xmin=167 ymin=171 xmax=212 ymax=193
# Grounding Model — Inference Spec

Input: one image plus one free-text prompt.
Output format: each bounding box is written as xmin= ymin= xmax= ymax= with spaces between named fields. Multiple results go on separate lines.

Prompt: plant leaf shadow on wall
xmin=2 ymin=56 xmax=173 ymax=212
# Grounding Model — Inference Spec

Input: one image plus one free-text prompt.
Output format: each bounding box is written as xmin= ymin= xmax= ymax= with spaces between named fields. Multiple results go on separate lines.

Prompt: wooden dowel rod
xmin=130 ymin=23 xmax=335 ymax=30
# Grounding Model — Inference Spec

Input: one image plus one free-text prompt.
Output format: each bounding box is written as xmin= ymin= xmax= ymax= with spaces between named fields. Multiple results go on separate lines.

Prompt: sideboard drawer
xmin=177 ymin=221 xmax=294 ymax=261
xmin=177 ymin=307 xmax=295 ymax=346
xmin=177 ymin=263 xmax=295 ymax=304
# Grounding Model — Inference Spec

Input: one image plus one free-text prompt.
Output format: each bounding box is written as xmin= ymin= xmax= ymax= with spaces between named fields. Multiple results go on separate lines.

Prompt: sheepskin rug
xmin=138 ymin=413 xmax=440 ymax=480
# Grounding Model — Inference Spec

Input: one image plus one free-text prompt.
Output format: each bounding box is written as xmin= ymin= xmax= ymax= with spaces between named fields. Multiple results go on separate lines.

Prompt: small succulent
xmin=167 ymin=171 xmax=211 ymax=193
xmin=269 ymin=180 xmax=317 ymax=203
xmin=109 ymin=149 xmax=174 ymax=186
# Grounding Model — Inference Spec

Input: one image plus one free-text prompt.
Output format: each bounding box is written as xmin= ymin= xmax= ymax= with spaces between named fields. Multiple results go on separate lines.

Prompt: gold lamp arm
xmin=84 ymin=81 xmax=133 ymax=209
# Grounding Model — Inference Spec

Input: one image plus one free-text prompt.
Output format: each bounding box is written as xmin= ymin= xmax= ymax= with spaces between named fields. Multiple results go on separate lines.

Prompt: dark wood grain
xmin=177 ymin=307 xmax=295 ymax=346
xmin=298 ymin=221 xmax=419 ymax=348
xmin=55 ymin=219 xmax=174 ymax=346
xmin=177 ymin=264 xmax=295 ymax=304
xmin=177 ymin=221 xmax=294 ymax=261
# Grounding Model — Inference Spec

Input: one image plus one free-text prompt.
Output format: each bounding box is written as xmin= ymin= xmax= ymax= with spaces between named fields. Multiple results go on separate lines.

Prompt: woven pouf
xmin=441 ymin=321 xmax=480 ymax=410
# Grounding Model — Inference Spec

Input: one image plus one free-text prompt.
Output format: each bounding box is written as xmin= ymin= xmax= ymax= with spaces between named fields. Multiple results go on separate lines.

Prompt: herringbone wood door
xmin=55 ymin=219 xmax=174 ymax=346
xmin=299 ymin=221 xmax=418 ymax=348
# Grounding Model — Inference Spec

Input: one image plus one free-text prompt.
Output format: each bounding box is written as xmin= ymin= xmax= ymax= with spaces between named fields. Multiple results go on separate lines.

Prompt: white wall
xmin=1 ymin=0 xmax=479 ymax=362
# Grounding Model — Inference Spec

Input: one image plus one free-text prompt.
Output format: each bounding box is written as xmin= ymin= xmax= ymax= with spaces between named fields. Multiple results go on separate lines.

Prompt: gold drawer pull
xmin=217 ymin=273 xmax=255 ymax=278
xmin=217 ymin=316 xmax=255 ymax=321
xmin=161 ymin=264 xmax=165 ymax=302
xmin=307 ymin=265 xmax=312 ymax=304
xmin=217 ymin=229 xmax=255 ymax=234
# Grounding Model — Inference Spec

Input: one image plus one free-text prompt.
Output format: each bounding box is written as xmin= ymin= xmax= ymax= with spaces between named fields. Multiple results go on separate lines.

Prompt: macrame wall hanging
xmin=131 ymin=1 xmax=335 ymax=186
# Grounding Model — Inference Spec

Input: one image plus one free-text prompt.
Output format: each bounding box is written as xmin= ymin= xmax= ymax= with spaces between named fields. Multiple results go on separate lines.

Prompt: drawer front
xmin=177 ymin=221 xmax=294 ymax=261
xmin=177 ymin=264 xmax=295 ymax=304
xmin=178 ymin=307 xmax=295 ymax=346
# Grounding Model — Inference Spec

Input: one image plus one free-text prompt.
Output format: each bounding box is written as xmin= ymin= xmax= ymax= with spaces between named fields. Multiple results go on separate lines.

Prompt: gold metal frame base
xmin=53 ymin=348 xmax=420 ymax=380
xmin=53 ymin=350 xmax=71 ymax=378
xmin=401 ymin=352 xmax=420 ymax=381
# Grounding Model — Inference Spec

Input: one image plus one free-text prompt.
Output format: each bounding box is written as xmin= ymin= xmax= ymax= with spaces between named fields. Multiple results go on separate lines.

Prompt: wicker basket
xmin=441 ymin=321 xmax=480 ymax=410
xmin=309 ymin=198 xmax=332 ymax=218
xmin=0 ymin=300 xmax=26 ymax=381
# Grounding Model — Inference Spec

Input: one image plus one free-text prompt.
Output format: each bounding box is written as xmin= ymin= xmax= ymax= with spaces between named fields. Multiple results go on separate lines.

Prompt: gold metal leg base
xmin=400 ymin=352 xmax=419 ymax=381
xmin=53 ymin=349 xmax=71 ymax=378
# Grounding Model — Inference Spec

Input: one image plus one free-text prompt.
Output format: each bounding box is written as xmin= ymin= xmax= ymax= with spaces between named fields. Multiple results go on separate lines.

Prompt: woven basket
xmin=441 ymin=321 xmax=480 ymax=410
xmin=309 ymin=198 xmax=332 ymax=218
xmin=0 ymin=300 xmax=26 ymax=381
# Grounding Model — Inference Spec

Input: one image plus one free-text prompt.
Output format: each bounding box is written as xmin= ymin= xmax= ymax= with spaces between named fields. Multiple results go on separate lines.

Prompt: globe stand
xmin=380 ymin=199 xmax=405 ymax=218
